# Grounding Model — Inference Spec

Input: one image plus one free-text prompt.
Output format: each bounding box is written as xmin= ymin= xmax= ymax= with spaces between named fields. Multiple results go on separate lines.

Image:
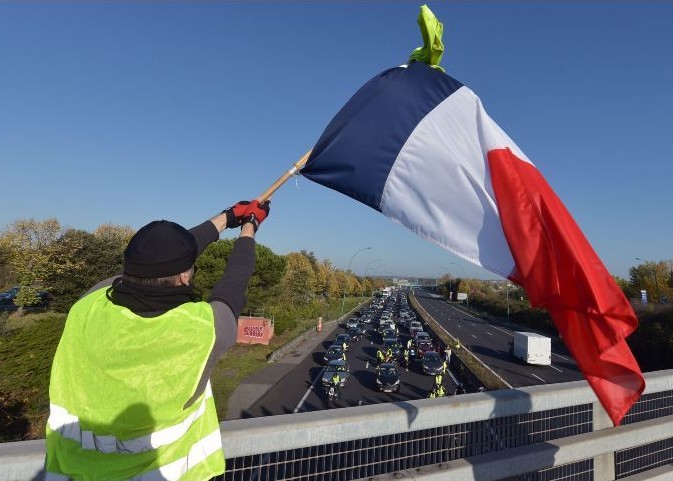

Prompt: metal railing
xmin=3 ymin=370 xmax=672 ymax=481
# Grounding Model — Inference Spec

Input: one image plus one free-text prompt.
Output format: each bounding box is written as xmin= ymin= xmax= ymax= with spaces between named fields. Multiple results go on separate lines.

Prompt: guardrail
xmin=3 ymin=370 xmax=672 ymax=481
xmin=410 ymin=292 xmax=512 ymax=390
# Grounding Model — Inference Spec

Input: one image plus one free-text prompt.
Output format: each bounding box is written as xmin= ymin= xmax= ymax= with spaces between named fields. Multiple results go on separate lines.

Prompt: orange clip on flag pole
xmin=257 ymin=150 xmax=312 ymax=202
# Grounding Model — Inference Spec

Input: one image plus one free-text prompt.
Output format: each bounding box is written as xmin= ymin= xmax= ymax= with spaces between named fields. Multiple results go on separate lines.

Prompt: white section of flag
xmin=380 ymin=86 xmax=528 ymax=277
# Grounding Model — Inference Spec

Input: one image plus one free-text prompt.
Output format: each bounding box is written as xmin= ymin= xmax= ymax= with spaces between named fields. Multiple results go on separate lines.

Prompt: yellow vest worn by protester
xmin=46 ymin=287 xmax=224 ymax=481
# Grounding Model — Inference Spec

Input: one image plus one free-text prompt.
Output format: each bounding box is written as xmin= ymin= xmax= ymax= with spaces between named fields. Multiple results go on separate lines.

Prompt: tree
xmin=629 ymin=260 xmax=673 ymax=303
xmin=0 ymin=218 xmax=82 ymax=308
xmin=44 ymin=225 xmax=132 ymax=312
xmin=280 ymin=252 xmax=318 ymax=304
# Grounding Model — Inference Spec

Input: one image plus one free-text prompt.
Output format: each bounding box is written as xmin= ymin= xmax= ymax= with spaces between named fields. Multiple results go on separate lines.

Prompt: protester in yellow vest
xmin=46 ymin=200 xmax=270 ymax=481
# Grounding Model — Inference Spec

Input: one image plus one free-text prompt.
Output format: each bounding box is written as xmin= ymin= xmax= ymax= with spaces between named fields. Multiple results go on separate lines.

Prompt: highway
xmin=242 ymin=288 xmax=585 ymax=418
xmin=242 ymin=294 xmax=460 ymax=418
xmin=413 ymin=289 xmax=584 ymax=387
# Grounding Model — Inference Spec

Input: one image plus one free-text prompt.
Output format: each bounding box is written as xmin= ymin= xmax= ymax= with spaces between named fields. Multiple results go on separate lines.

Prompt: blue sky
xmin=1 ymin=3 xmax=671 ymax=281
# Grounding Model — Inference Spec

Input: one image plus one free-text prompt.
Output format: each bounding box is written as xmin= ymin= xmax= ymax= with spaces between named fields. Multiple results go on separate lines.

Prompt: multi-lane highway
xmin=242 ymin=293 xmax=459 ymax=418
xmin=413 ymin=289 xmax=584 ymax=387
xmin=242 ymin=288 xmax=585 ymax=418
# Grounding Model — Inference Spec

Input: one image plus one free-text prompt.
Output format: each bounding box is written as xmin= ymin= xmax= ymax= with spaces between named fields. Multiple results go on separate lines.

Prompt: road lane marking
xmin=293 ymin=368 xmax=325 ymax=413
xmin=531 ymin=373 xmax=546 ymax=383
xmin=491 ymin=326 xmax=511 ymax=336
xmin=486 ymin=331 xmax=493 ymax=335
xmin=553 ymin=353 xmax=569 ymax=360
xmin=549 ymin=365 xmax=563 ymax=373
xmin=366 ymin=361 xmax=369 ymax=369
xmin=471 ymin=334 xmax=477 ymax=339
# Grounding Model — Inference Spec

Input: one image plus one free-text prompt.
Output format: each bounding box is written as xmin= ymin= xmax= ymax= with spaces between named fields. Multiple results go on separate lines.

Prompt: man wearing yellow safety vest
xmin=45 ymin=200 xmax=270 ymax=481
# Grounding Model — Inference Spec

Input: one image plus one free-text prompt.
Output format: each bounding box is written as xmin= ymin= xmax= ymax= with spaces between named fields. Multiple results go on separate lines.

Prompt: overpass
xmin=2 ymin=369 xmax=672 ymax=481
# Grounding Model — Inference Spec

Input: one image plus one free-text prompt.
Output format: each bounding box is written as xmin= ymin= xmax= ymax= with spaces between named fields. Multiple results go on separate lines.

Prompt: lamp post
xmin=363 ymin=258 xmax=382 ymax=296
xmin=342 ymin=246 xmax=372 ymax=314
xmin=451 ymin=262 xmax=468 ymax=307
xmin=441 ymin=265 xmax=452 ymax=301
xmin=506 ymin=282 xmax=512 ymax=322
xmin=636 ymin=257 xmax=660 ymax=303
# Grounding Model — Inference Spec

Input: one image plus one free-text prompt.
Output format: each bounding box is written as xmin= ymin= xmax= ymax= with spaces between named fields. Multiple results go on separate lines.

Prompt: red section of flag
xmin=488 ymin=147 xmax=644 ymax=426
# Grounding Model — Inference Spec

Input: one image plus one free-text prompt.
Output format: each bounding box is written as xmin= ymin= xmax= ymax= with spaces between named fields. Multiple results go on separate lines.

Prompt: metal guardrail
xmin=2 ymin=370 xmax=672 ymax=481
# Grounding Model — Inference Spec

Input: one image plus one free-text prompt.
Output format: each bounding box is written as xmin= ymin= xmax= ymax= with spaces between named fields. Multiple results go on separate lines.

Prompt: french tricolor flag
xmin=301 ymin=61 xmax=644 ymax=426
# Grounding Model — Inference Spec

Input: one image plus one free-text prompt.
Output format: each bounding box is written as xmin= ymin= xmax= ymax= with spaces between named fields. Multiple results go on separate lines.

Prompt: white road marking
xmin=486 ymin=331 xmax=493 ymax=336
xmin=293 ymin=368 xmax=325 ymax=413
xmin=366 ymin=361 xmax=370 ymax=369
xmin=491 ymin=325 xmax=511 ymax=336
xmin=457 ymin=324 xmax=462 ymax=328
xmin=471 ymin=334 xmax=477 ymax=339
xmin=549 ymin=365 xmax=563 ymax=373
xmin=531 ymin=373 xmax=546 ymax=383
xmin=553 ymin=353 xmax=569 ymax=361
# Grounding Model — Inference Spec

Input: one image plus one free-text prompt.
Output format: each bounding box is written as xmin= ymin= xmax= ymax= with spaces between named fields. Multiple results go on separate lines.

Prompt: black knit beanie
xmin=123 ymin=220 xmax=197 ymax=278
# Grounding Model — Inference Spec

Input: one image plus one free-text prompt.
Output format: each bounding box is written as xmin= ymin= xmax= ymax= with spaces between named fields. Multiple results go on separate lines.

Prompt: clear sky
xmin=1 ymin=2 xmax=671 ymax=281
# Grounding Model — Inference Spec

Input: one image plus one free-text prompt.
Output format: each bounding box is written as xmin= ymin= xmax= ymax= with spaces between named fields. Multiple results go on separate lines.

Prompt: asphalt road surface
xmin=413 ymin=289 xmax=584 ymax=387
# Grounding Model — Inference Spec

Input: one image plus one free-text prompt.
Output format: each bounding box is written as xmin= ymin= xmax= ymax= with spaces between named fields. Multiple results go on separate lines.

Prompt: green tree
xmin=0 ymin=218 xmax=83 ymax=309
xmin=280 ymin=252 xmax=317 ymax=304
xmin=44 ymin=224 xmax=133 ymax=312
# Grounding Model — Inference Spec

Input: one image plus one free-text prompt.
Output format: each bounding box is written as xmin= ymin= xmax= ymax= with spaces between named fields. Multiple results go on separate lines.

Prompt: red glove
xmin=223 ymin=201 xmax=251 ymax=228
xmin=243 ymin=200 xmax=270 ymax=232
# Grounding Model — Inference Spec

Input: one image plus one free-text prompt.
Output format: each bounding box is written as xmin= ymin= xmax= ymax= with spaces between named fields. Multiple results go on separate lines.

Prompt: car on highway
xmin=415 ymin=331 xmax=431 ymax=344
xmin=376 ymin=362 xmax=401 ymax=393
xmin=322 ymin=359 xmax=351 ymax=387
xmin=416 ymin=338 xmax=435 ymax=359
xmin=381 ymin=340 xmax=402 ymax=360
xmin=409 ymin=322 xmax=423 ymax=338
xmin=421 ymin=351 xmax=444 ymax=375
xmin=335 ymin=333 xmax=352 ymax=351
xmin=381 ymin=328 xmax=397 ymax=344
xmin=323 ymin=345 xmax=346 ymax=364
xmin=346 ymin=326 xmax=363 ymax=342
xmin=346 ymin=317 xmax=360 ymax=329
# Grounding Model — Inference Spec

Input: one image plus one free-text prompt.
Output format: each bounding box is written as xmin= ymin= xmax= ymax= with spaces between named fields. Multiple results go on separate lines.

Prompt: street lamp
xmin=363 ymin=258 xmax=382 ymax=296
xmin=506 ymin=282 xmax=512 ymax=322
xmin=441 ymin=265 xmax=452 ymax=300
xmin=342 ymin=246 xmax=372 ymax=314
xmin=451 ymin=262 xmax=468 ymax=306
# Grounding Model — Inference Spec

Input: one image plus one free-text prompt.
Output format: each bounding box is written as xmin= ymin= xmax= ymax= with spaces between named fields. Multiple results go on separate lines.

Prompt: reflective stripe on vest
xmin=45 ymin=429 xmax=222 ymax=481
xmin=48 ymin=384 xmax=213 ymax=454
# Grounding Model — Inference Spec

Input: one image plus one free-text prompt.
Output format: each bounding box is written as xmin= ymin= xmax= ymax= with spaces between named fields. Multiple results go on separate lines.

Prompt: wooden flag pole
xmin=256 ymin=150 xmax=312 ymax=202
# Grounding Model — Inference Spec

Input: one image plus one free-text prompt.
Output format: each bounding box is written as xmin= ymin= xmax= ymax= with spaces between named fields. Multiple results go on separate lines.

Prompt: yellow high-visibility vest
xmin=46 ymin=287 xmax=224 ymax=480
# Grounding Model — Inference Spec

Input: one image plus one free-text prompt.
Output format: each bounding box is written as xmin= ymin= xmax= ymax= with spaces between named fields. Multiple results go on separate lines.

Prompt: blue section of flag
xmin=302 ymin=62 xmax=463 ymax=211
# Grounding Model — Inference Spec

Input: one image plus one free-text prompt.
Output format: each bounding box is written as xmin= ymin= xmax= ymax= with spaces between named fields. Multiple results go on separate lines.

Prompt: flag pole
xmin=257 ymin=150 xmax=312 ymax=202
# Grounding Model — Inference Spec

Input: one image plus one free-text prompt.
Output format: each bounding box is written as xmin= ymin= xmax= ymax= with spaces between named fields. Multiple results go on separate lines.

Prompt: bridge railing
xmin=3 ymin=370 xmax=672 ymax=481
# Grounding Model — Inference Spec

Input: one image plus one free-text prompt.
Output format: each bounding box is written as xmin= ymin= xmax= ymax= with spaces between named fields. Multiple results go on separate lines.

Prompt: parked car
xmin=323 ymin=345 xmax=346 ymax=364
xmin=421 ymin=351 xmax=444 ymax=375
xmin=322 ymin=359 xmax=351 ymax=386
xmin=0 ymin=286 xmax=52 ymax=311
xmin=376 ymin=362 xmax=401 ymax=393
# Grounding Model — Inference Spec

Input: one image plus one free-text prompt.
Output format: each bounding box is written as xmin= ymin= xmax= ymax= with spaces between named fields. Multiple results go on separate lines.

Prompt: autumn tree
xmin=0 ymin=218 xmax=83 ymax=308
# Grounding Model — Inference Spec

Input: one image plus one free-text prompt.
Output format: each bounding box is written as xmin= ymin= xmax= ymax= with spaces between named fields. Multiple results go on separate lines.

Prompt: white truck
xmin=511 ymin=331 xmax=551 ymax=365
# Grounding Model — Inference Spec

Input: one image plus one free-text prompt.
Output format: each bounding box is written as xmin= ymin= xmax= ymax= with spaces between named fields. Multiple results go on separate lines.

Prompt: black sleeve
xmin=189 ymin=221 xmax=220 ymax=257
xmin=184 ymin=301 xmax=238 ymax=409
xmin=208 ymin=236 xmax=256 ymax=318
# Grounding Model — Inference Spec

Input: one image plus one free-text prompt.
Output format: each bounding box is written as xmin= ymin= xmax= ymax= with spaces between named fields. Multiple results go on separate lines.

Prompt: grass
xmin=0 ymin=296 xmax=368 ymax=441
xmin=0 ymin=311 xmax=66 ymax=441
